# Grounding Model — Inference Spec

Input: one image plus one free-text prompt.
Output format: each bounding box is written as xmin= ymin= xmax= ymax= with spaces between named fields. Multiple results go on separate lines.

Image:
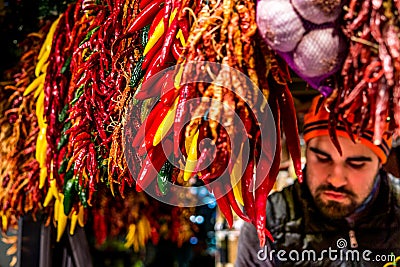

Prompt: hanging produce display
xmin=123 ymin=0 xmax=303 ymax=248
xmin=333 ymin=0 xmax=400 ymax=146
xmin=0 ymin=0 xmax=198 ymax=252
xmin=0 ymin=20 xmax=52 ymax=232
xmin=0 ymin=0 xmax=399 ymax=254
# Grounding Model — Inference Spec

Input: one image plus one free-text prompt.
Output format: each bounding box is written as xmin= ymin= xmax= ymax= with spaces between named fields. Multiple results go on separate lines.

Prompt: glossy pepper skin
xmin=171 ymin=38 xmax=183 ymax=60
xmin=135 ymin=68 xmax=168 ymax=100
xmin=202 ymin=172 xmax=251 ymax=228
xmin=159 ymin=8 xmax=179 ymax=67
xmin=63 ymin=178 xmax=76 ymax=215
xmin=136 ymin=139 xmax=173 ymax=192
xmin=157 ymin=160 xmax=173 ymax=195
xmin=111 ymin=0 xmax=164 ymax=53
xmin=202 ymin=174 xmax=234 ymax=228
xmin=174 ymin=83 xmax=195 ymax=158
xmin=277 ymin=84 xmax=303 ymax=182
xmin=129 ymin=57 xmax=144 ymax=88
xmin=219 ymin=174 xmax=250 ymax=223
xmin=76 ymin=180 xmax=88 ymax=208
xmin=127 ymin=0 xmax=165 ymax=35
xmin=141 ymin=38 xmax=163 ymax=71
xmin=255 ymin=94 xmax=280 ymax=248
xmin=241 ymin=154 xmax=256 ymax=223
xmin=139 ymin=0 xmax=156 ymax=9
xmin=131 ymin=101 xmax=169 ymax=149
xmin=136 ymin=96 xmax=178 ymax=155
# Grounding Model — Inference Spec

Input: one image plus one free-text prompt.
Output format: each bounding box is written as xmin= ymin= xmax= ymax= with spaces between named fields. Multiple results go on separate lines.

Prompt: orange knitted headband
xmin=303 ymin=96 xmax=392 ymax=164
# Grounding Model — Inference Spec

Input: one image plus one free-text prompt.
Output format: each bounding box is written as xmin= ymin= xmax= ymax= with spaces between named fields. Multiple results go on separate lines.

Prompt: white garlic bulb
xmin=293 ymin=27 xmax=346 ymax=78
xmin=256 ymin=0 xmax=305 ymax=52
xmin=292 ymin=0 xmax=342 ymax=25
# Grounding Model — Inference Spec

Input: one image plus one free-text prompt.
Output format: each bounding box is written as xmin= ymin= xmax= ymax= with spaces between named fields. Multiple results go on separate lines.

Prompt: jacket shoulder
xmin=388 ymin=174 xmax=400 ymax=206
xmin=266 ymin=181 xmax=304 ymax=230
xmin=388 ymin=174 xmax=400 ymax=191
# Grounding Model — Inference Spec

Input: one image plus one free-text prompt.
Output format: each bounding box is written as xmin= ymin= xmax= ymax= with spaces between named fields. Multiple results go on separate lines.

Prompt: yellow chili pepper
xmin=54 ymin=197 xmax=59 ymax=222
xmin=49 ymin=176 xmax=60 ymax=201
xmin=174 ymin=63 xmax=184 ymax=89
xmin=37 ymin=16 xmax=60 ymax=60
xmin=69 ymin=210 xmax=78 ymax=235
xmin=143 ymin=8 xmax=178 ymax=56
xmin=36 ymin=90 xmax=46 ymax=129
xmin=2 ymin=215 xmax=8 ymax=231
xmin=124 ymin=223 xmax=136 ymax=248
xmin=143 ymin=20 xmax=164 ymax=56
xmin=77 ymin=205 xmax=85 ymax=227
xmin=230 ymin=144 xmax=244 ymax=205
xmin=34 ymin=81 xmax=44 ymax=99
xmin=35 ymin=51 xmax=49 ymax=77
xmin=57 ymin=194 xmax=68 ymax=242
xmin=153 ymin=96 xmax=179 ymax=146
xmin=35 ymin=16 xmax=60 ymax=77
xmin=38 ymin=141 xmax=48 ymax=189
xmin=42 ymin=185 xmax=53 ymax=207
xmin=39 ymin=166 xmax=47 ymax=189
xmin=176 ymin=29 xmax=186 ymax=46
xmin=23 ymin=74 xmax=45 ymax=96
xmin=183 ymin=130 xmax=199 ymax=181
xmin=35 ymin=127 xmax=46 ymax=165
xmin=185 ymin=125 xmax=198 ymax=155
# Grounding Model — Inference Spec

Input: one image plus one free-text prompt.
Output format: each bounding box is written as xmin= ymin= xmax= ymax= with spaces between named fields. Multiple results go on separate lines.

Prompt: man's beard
xmin=313 ymin=185 xmax=358 ymax=220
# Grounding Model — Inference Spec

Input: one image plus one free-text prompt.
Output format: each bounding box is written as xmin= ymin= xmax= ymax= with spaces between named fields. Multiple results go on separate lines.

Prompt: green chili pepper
xmin=57 ymin=134 xmax=68 ymax=151
xmin=63 ymin=168 xmax=74 ymax=190
xmin=58 ymin=104 xmax=69 ymax=123
xmin=58 ymin=157 xmax=69 ymax=174
xmin=157 ymin=160 xmax=172 ymax=195
xmin=71 ymin=85 xmax=84 ymax=105
xmin=141 ymin=25 xmax=150 ymax=48
xmin=64 ymin=165 xmax=74 ymax=181
xmin=74 ymin=179 xmax=88 ymax=208
xmin=62 ymin=121 xmax=72 ymax=133
xmin=56 ymin=121 xmax=71 ymax=150
xmin=79 ymin=186 xmax=88 ymax=208
xmin=60 ymin=56 xmax=72 ymax=74
xmin=98 ymin=158 xmax=108 ymax=183
xmin=129 ymin=57 xmax=144 ymax=88
xmin=63 ymin=178 xmax=76 ymax=215
xmin=79 ymin=26 xmax=100 ymax=47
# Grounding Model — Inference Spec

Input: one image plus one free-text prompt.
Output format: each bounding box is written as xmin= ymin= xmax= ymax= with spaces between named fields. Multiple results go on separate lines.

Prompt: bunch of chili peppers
xmin=0 ymin=0 xmax=199 ymax=250
xmin=324 ymin=0 xmax=400 ymax=149
xmin=129 ymin=0 xmax=303 ymax=248
xmin=0 ymin=21 xmax=53 ymax=232
xmin=38 ymin=0 xmax=170 ymax=245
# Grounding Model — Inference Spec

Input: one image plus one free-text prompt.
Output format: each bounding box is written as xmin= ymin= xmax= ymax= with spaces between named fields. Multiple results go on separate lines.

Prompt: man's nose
xmin=326 ymin=164 xmax=347 ymax=188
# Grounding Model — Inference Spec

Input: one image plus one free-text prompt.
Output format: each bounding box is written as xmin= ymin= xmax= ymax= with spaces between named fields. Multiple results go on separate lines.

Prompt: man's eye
xmin=316 ymin=156 xmax=330 ymax=163
xmin=348 ymin=162 xmax=365 ymax=169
